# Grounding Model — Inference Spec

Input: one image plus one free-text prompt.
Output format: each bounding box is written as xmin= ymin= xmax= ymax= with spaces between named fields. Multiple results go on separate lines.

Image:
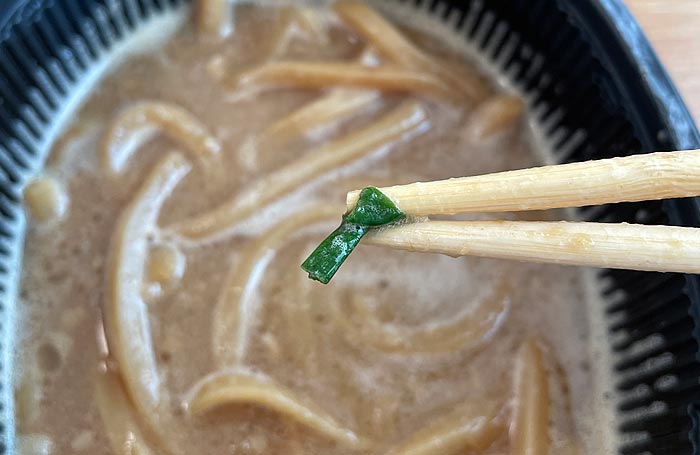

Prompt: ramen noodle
xmin=15 ymin=1 xmax=594 ymax=454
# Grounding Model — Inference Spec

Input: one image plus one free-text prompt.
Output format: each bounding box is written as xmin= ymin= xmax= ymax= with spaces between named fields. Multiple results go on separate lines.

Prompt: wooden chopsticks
xmin=364 ymin=220 xmax=700 ymax=273
xmin=347 ymin=150 xmax=700 ymax=215
xmin=349 ymin=150 xmax=700 ymax=274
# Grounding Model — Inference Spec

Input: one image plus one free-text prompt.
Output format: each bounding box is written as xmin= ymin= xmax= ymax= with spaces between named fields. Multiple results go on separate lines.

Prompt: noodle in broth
xmin=15 ymin=1 xmax=593 ymax=453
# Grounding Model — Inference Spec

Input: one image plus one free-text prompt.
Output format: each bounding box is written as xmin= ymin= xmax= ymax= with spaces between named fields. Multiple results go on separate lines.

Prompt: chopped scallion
xmin=301 ymin=187 xmax=405 ymax=284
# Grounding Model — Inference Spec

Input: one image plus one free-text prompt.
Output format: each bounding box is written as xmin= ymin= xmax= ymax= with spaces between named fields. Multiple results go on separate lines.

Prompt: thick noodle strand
xmin=212 ymin=204 xmax=340 ymax=366
xmin=266 ymin=89 xmax=380 ymax=140
xmin=235 ymin=62 xmax=453 ymax=103
xmin=385 ymin=399 xmax=504 ymax=455
xmin=466 ymin=94 xmax=525 ymax=140
xmin=95 ymin=371 xmax=157 ymax=455
xmin=260 ymin=48 xmax=382 ymax=141
xmin=240 ymin=89 xmax=380 ymax=172
xmin=100 ymin=101 xmax=220 ymax=176
xmin=104 ymin=153 xmax=191 ymax=417
xmin=333 ymin=0 xmax=488 ymax=103
xmin=172 ymin=101 xmax=428 ymax=240
xmin=511 ymin=339 xmax=550 ymax=455
xmin=195 ymin=0 xmax=233 ymax=39
xmin=186 ymin=370 xmax=368 ymax=449
xmin=268 ymin=6 xmax=331 ymax=58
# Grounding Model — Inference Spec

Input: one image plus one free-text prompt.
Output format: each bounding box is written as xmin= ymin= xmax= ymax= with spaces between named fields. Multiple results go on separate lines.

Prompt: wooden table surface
xmin=626 ymin=0 xmax=700 ymax=126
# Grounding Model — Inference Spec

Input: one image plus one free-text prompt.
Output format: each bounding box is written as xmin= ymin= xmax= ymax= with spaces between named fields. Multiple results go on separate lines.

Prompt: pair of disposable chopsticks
xmin=302 ymin=150 xmax=700 ymax=284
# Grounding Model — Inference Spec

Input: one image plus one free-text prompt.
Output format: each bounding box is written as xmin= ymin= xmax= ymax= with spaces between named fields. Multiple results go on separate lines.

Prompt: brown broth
xmin=15 ymin=3 xmax=595 ymax=454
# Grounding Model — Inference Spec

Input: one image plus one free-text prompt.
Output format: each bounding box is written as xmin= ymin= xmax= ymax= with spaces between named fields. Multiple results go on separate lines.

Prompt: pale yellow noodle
xmin=385 ymin=399 xmax=504 ymax=455
xmin=172 ymin=101 xmax=428 ymax=240
xmin=262 ymin=8 xmax=298 ymax=61
xmin=511 ymin=339 xmax=550 ymax=455
xmin=100 ymin=101 xmax=220 ymax=176
xmin=268 ymin=6 xmax=330 ymax=58
xmin=104 ymin=153 xmax=191 ymax=417
xmin=266 ymin=89 xmax=380 ymax=139
xmin=333 ymin=282 xmax=510 ymax=353
xmin=241 ymin=89 xmax=380 ymax=172
xmin=333 ymin=0 xmax=488 ymax=102
xmin=186 ymin=370 xmax=368 ymax=448
xmin=212 ymin=204 xmax=340 ymax=366
xmin=285 ymin=7 xmax=329 ymax=43
xmin=261 ymin=49 xmax=381 ymax=142
xmin=333 ymin=0 xmax=414 ymax=65
xmin=466 ymin=94 xmax=524 ymax=140
xmin=235 ymin=62 xmax=453 ymax=103
xmin=95 ymin=371 xmax=156 ymax=455
xmin=204 ymin=7 xmax=329 ymax=86
xmin=437 ymin=53 xmax=492 ymax=102
xmin=195 ymin=0 xmax=232 ymax=39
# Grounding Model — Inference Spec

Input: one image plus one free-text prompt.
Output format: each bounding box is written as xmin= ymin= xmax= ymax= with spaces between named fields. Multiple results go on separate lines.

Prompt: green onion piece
xmin=343 ymin=187 xmax=405 ymax=226
xmin=301 ymin=187 xmax=405 ymax=284
xmin=301 ymin=223 xmax=365 ymax=284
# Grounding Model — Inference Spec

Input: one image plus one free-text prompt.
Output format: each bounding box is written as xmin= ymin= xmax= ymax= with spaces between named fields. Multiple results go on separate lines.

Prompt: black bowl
xmin=1 ymin=0 xmax=699 ymax=453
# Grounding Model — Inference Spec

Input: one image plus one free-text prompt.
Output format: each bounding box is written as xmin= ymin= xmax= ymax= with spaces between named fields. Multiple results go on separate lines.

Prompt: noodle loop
xmin=100 ymin=101 xmax=220 ymax=176
xmin=104 ymin=153 xmax=190 ymax=417
xmin=186 ymin=370 xmax=367 ymax=448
